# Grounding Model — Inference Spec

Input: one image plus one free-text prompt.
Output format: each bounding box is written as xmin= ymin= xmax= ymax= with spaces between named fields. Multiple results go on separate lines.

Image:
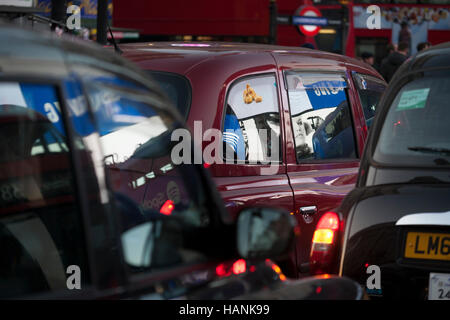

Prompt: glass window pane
xmin=0 ymin=82 xmax=89 ymax=298
xmin=223 ymin=75 xmax=281 ymax=163
xmin=85 ymin=77 xmax=216 ymax=274
xmin=285 ymin=73 xmax=357 ymax=161
xmin=374 ymin=73 xmax=450 ymax=167
xmin=146 ymin=71 xmax=191 ymax=121
xmin=353 ymin=74 xmax=386 ymax=129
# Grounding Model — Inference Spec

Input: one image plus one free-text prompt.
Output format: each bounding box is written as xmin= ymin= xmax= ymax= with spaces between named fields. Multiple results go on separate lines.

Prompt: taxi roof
xmin=120 ymin=42 xmax=379 ymax=77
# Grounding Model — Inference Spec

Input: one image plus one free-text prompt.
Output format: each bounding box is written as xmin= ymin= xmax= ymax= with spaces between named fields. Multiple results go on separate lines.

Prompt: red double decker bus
xmin=112 ymin=0 xmax=450 ymax=62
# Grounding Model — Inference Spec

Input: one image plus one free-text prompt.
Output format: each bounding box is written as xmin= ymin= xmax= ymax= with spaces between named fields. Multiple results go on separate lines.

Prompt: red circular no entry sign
xmin=295 ymin=5 xmax=323 ymax=37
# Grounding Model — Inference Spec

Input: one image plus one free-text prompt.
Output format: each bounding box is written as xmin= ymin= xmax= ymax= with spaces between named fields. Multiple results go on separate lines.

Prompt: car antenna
xmin=28 ymin=13 xmax=122 ymax=54
xmin=28 ymin=14 xmax=67 ymax=30
xmin=106 ymin=20 xmax=122 ymax=55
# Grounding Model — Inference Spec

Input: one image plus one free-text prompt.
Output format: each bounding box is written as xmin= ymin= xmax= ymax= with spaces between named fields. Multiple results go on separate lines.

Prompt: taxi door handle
xmin=299 ymin=206 xmax=317 ymax=217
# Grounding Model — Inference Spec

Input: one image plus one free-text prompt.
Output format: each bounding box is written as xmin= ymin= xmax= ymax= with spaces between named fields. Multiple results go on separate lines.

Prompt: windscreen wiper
xmin=407 ymin=146 xmax=450 ymax=156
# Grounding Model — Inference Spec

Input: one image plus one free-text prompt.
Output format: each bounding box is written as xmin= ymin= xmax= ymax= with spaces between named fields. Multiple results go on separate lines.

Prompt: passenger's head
xmin=361 ymin=52 xmax=374 ymax=66
xmin=417 ymin=42 xmax=431 ymax=52
xmin=397 ymin=42 xmax=409 ymax=55
xmin=301 ymin=42 xmax=315 ymax=50
xmin=386 ymin=43 xmax=396 ymax=55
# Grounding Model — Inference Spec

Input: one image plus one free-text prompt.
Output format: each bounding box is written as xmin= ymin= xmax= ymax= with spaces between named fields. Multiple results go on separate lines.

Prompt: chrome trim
xmin=299 ymin=206 xmax=317 ymax=216
xmin=396 ymin=211 xmax=450 ymax=226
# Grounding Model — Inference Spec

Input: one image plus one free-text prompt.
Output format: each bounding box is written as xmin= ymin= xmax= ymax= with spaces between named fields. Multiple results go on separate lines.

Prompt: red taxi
xmin=121 ymin=43 xmax=387 ymax=277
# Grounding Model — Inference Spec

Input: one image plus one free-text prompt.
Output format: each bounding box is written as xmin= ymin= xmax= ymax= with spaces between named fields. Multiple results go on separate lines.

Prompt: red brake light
xmin=232 ymin=259 xmax=246 ymax=275
xmin=216 ymin=259 xmax=247 ymax=277
xmin=160 ymin=200 xmax=175 ymax=215
xmin=215 ymin=263 xmax=230 ymax=277
xmin=310 ymin=212 xmax=341 ymax=275
xmin=312 ymin=212 xmax=340 ymax=245
xmin=316 ymin=212 xmax=339 ymax=230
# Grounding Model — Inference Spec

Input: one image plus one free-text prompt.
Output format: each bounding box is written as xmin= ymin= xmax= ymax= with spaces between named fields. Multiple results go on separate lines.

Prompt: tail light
xmin=310 ymin=212 xmax=340 ymax=275
xmin=216 ymin=259 xmax=247 ymax=277
xmin=203 ymin=162 xmax=211 ymax=169
xmin=232 ymin=259 xmax=246 ymax=275
xmin=160 ymin=199 xmax=175 ymax=215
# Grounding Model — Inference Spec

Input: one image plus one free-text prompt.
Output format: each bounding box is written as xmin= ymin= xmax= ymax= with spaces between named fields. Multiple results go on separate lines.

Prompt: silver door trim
xmin=396 ymin=211 xmax=450 ymax=226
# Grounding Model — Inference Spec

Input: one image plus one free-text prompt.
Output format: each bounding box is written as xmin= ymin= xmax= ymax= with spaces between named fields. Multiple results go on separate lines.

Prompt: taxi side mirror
xmin=237 ymin=207 xmax=298 ymax=260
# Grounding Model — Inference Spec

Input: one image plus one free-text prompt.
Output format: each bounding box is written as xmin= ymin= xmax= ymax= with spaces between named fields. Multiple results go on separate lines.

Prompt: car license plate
xmin=429 ymin=273 xmax=450 ymax=300
xmin=404 ymin=232 xmax=450 ymax=261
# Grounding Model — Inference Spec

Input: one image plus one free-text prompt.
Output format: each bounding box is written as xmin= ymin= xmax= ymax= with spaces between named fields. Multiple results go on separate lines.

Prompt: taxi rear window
xmin=146 ymin=71 xmax=191 ymax=120
xmin=285 ymin=72 xmax=357 ymax=161
xmin=373 ymin=73 xmax=450 ymax=167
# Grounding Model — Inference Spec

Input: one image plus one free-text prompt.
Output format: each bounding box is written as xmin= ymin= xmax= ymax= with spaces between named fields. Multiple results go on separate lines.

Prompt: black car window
xmin=374 ymin=72 xmax=450 ymax=167
xmin=83 ymin=75 xmax=216 ymax=274
xmin=285 ymin=73 xmax=357 ymax=162
xmin=0 ymin=82 xmax=89 ymax=298
xmin=146 ymin=71 xmax=191 ymax=121
xmin=352 ymin=73 xmax=386 ymax=129
xmin=222 ymin=74 xmax=281 ymax=164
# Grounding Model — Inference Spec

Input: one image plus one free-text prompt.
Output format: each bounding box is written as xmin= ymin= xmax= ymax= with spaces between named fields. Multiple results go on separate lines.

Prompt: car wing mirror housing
xmin=237 ymin=207 xmax=298 ymax=260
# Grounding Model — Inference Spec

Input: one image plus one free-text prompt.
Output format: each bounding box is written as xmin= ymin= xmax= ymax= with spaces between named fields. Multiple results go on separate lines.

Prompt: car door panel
xmin=287 ymin=162 xmax=359 ymax=272
xmin=213 ymin=174 xmax=294 ymax=221
xmin=211 ymin=72 xmax=295 ymax=219
xmin=279 ymin=71 xmax=365 ymax=275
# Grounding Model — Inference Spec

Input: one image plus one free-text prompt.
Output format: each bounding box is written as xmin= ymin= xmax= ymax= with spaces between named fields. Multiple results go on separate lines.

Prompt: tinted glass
xmin=63 ymin=79 xmax=120 ymax=288
xmin=0 ymin=82 xmax=89 ymax=298
xmin=374 ymin=73 xmax=450 ymax=167
xmin=223 ymin=75 xmax=281 ymax=163
xmin=147 ymin=71 xmax=191 ymax=120
xmin=84 ymin=77 xmax=216 ymax=273
xmin=285 ymin=73 xmax=357 ymax=161
xmin=353 ymin=73 xmax=386 ymax=129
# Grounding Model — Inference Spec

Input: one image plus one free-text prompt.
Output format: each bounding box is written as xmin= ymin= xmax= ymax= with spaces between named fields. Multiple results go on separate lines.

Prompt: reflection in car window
xmin=374 ymin=74 xmax=450 ymax=167
xmin=353 ymin=73 xmax=386 ymax=129
xmin=146 ymin=71 xmax=191 ymax=121
xmin=0 ymin=83 xmax=89 ymax=298
xmin=85 ymin=78 xmax=213 ymax=273
xmin=223 ymin=75 xmax=281 ymax=163
xmin=285 ymin=73 xmax=357 ymax=161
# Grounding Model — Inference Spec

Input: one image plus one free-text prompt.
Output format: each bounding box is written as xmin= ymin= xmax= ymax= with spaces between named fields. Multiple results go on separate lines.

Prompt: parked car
xmin=0 ymin=25 xmax=364 ymax=300
xmin=322 ymin=42 xmax=450 ymax=299
xmin=121 ymin=42 xmax=387 ymax=277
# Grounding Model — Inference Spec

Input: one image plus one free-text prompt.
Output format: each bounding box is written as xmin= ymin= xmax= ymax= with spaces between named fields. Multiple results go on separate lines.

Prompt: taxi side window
xmin=0 ymin=82 xmax=89 ymax=298
xmin=353 ymin=73 xmax=386 ymax=129
xmin=222 ymin=75 xmax=281 ymax=164
xmin=285 ymin=73 xmax=357 ymax=162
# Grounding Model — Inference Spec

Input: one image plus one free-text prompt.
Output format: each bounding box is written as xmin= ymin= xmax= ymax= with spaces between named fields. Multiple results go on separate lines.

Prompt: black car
xmin=311 ymin=42 xmax=450 ymax=299
xmin=0 ymin=25 xmax=364 ymax=300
